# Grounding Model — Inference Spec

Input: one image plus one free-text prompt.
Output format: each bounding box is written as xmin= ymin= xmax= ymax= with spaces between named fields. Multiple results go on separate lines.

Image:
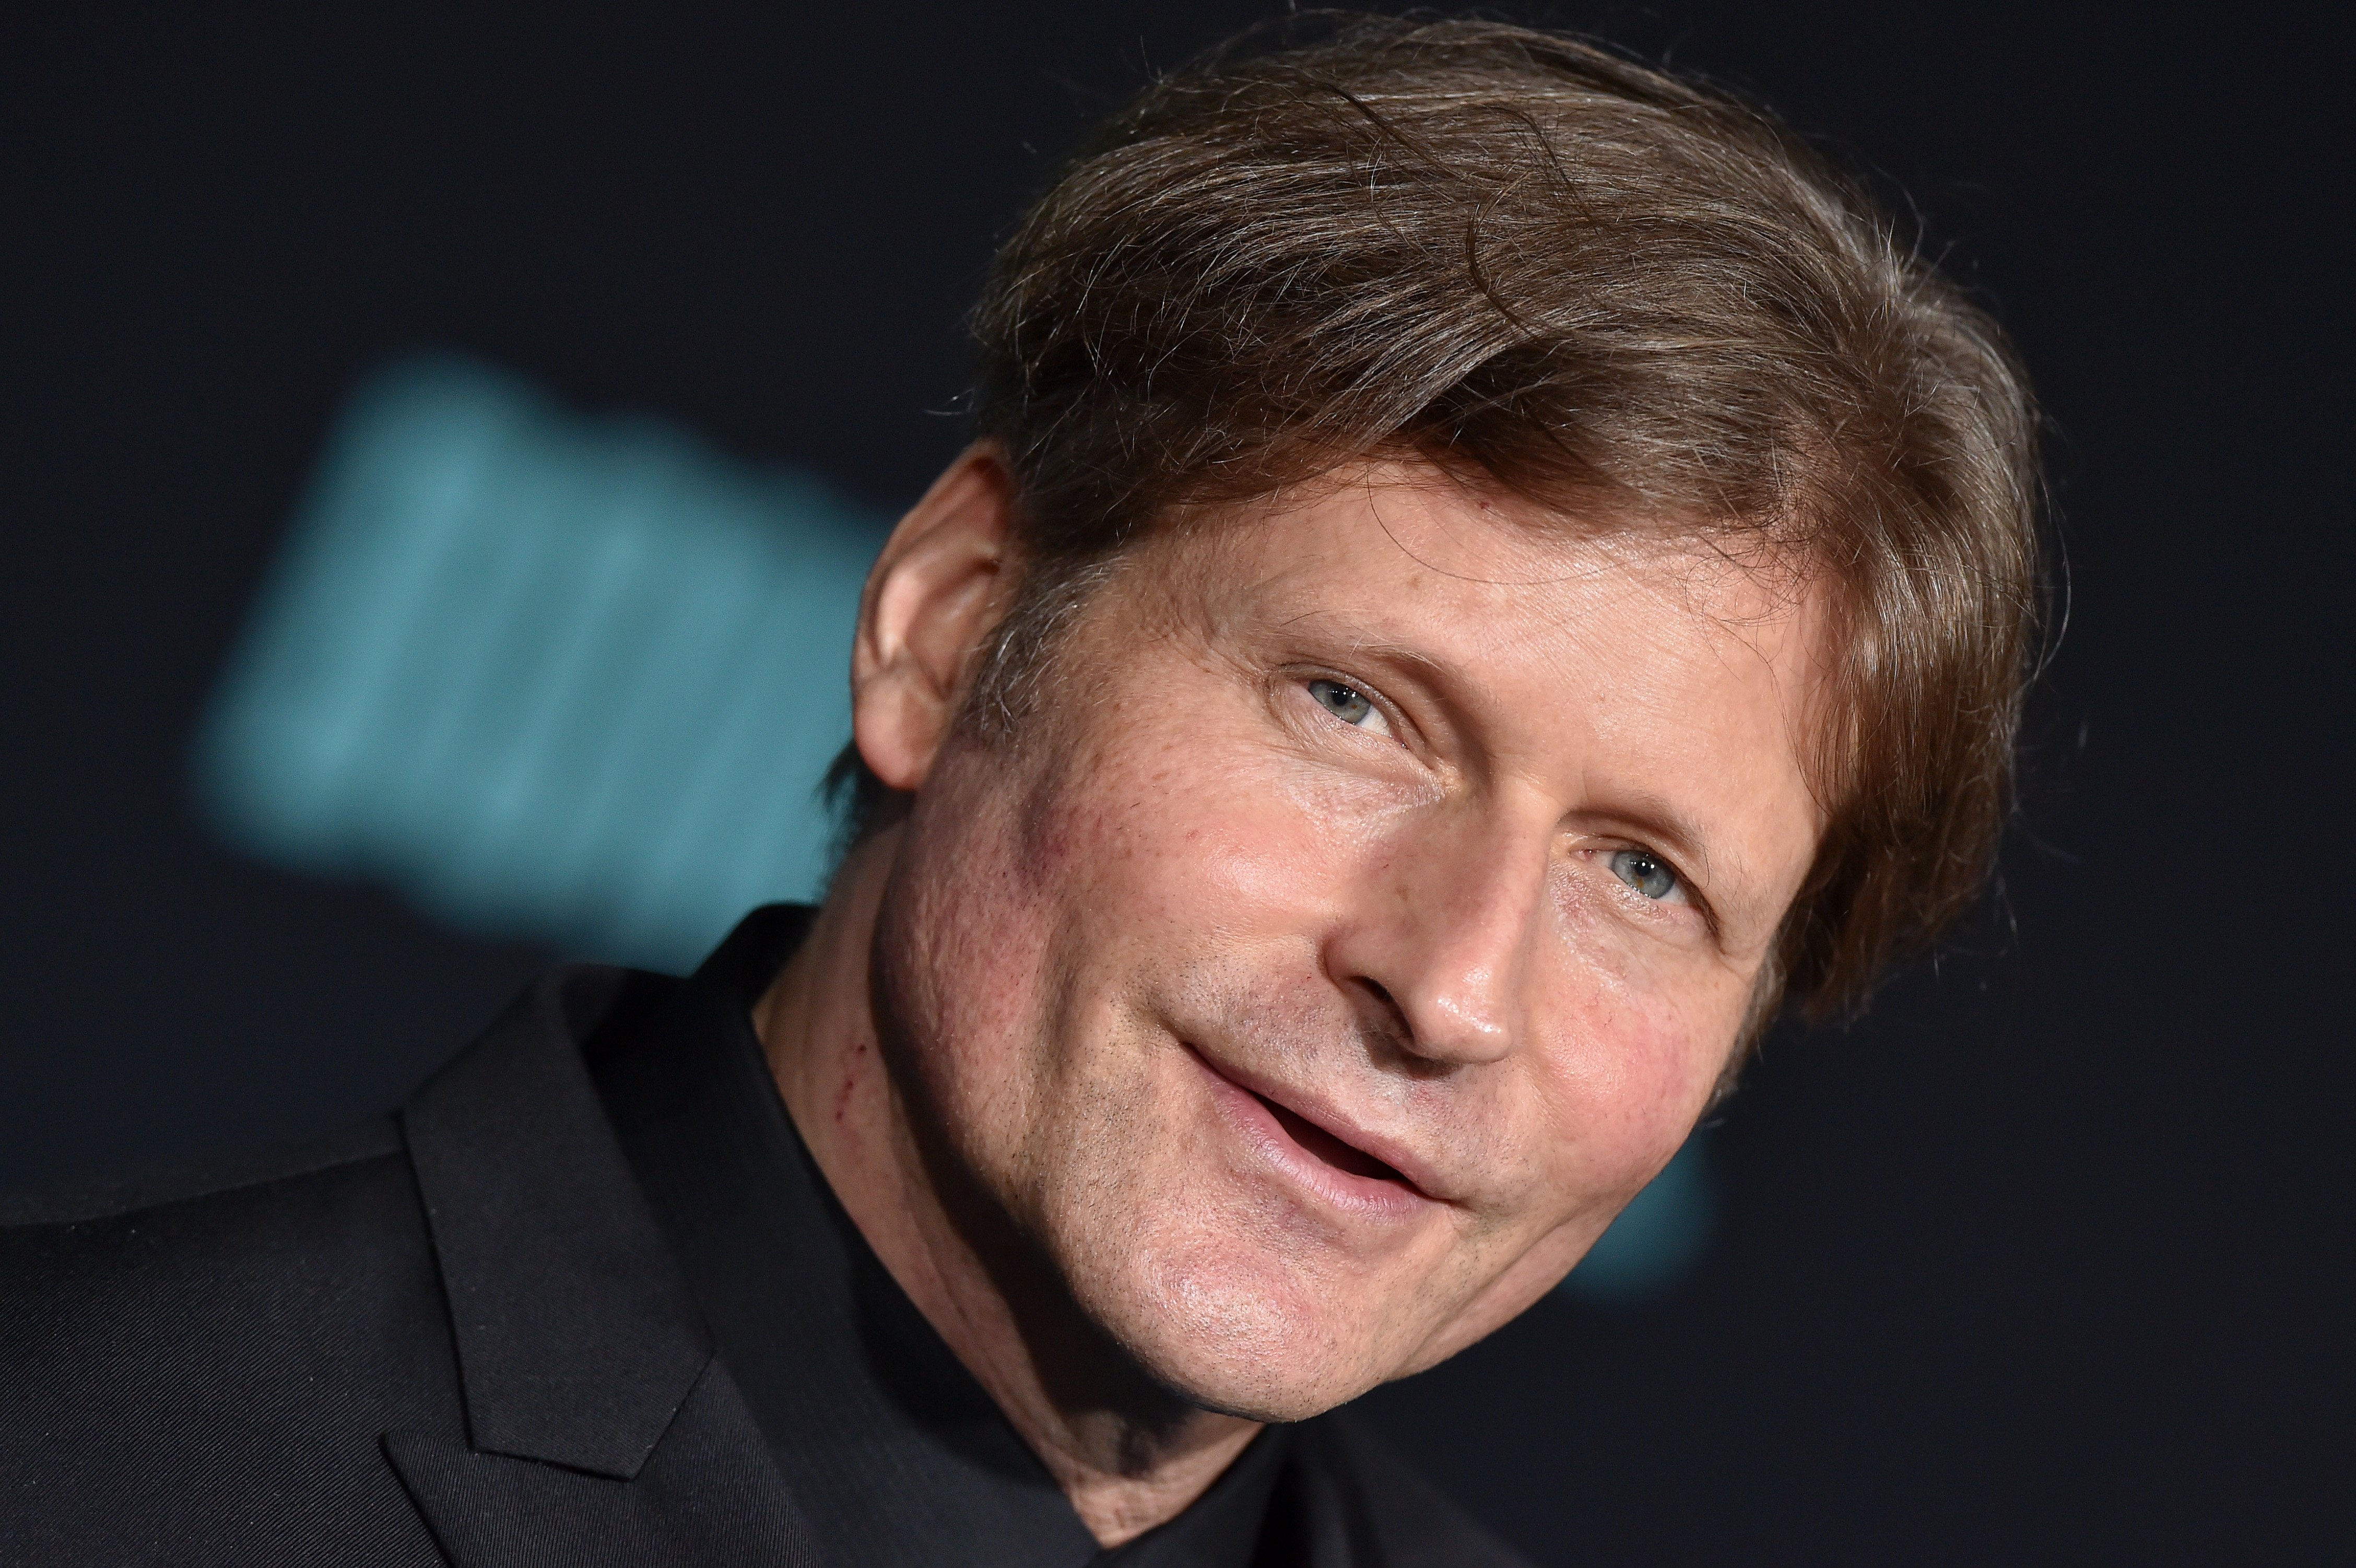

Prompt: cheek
xmin=896 ymin=722 xmax=1325 ymax=1135
xmin=1021 ymin=721 xmax=1360 ymax=940
xmin=1542 ymin=1004 xmax=1702 ymax=1177
xmin=878 ymin=759 xmax=1071 ymax=1155
xmin=1519 ymin=905 xmax=1742 ymax=1213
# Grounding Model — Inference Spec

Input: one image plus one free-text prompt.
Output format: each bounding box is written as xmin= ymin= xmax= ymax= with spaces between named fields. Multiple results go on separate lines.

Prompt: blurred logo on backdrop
xmin=192 ymin=355 xmax=890 ymax=971
xmin=191 ymin=351 xmax=1715 ymax=1303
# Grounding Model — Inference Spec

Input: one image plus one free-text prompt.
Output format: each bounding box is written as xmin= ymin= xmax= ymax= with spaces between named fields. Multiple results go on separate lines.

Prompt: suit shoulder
xmin=1306 ymin=1410 xmax=1539 ymax=1568
xmin=0 ymin=1116 xmax=461 ymax=1565
xmin=0 ymin=1115 xmax=406 ymax=1230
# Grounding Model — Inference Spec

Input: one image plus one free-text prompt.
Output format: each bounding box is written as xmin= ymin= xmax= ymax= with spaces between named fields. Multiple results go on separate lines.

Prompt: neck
xmin=751 ymin=829 xmax=1262 ymax=1548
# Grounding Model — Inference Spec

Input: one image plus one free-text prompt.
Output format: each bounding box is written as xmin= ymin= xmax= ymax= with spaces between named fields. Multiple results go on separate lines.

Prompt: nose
xmin=1324 ymin=803 xmax=1551 ymax=1068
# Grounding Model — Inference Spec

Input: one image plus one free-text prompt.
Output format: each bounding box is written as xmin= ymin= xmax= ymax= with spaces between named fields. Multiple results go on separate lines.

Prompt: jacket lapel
xmin=384 ymin=1360 xmax=814 ymax=1568
xmin=388 ymin=966 xmax=817 ymax=1566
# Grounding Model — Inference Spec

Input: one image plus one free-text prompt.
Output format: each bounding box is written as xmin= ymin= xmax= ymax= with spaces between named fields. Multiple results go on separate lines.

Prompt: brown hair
xmin=836 ymin=13 xmax=2043 ymax=1036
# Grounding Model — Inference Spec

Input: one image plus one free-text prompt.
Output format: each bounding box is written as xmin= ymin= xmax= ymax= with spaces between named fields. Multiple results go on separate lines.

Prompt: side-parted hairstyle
xmin=836 ymin=13 xmax=2043 ymax=1038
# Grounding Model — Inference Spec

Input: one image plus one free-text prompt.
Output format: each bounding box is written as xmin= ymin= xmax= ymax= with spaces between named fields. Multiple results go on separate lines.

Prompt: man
xmin=2 ymin=16 xmax=2040 ymax=1566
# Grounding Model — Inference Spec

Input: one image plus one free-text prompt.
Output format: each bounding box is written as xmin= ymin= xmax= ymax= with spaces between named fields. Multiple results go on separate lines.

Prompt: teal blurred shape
xmin=193 ymin=355 xmax=892 ymax=970
xmin=1557 ymin=1134 xmax=1717 ymax=1304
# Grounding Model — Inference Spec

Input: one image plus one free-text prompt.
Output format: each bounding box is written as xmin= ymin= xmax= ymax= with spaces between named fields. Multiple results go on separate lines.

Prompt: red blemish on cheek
xmin=1010 ymin=765 xmax=1100 ymax=892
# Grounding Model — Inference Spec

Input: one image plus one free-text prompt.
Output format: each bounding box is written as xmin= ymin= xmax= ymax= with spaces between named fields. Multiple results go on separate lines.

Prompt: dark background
xmin=4 ymin=4 xmax=2345 ymax=1561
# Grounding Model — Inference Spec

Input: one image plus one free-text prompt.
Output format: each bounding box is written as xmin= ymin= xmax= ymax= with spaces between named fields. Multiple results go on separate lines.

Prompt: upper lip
xmin=1193 ymin=1047 xmax=1457 ymax=1205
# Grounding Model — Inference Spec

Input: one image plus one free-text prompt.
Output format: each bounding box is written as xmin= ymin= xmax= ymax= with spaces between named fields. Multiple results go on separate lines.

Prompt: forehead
xmin=1158 ymin=466 xmax=1827 ymax=721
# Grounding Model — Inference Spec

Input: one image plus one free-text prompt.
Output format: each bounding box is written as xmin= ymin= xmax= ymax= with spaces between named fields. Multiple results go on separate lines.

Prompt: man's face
xmin=871 ymin=466 xmax=1828 ymax=1420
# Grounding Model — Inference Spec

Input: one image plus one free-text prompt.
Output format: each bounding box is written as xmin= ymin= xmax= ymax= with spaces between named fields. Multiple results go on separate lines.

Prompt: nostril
xmin=1352 ymin=975 xmax=1410 ymax=1040
xmin=1349 ymin=975 xmax=1454 ymax=1071
xmin=1348 ymin=973 xmax=1504 ymax=1073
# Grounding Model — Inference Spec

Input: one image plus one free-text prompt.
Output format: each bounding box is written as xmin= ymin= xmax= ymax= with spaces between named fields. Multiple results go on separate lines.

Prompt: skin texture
xmin=756 ymin=446 xmax=1830 ymax=1545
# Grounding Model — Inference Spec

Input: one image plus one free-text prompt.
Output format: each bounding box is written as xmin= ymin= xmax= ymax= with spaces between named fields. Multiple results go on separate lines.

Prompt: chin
xmin=1069 ymin=1231 xmax=1412 ymax=1423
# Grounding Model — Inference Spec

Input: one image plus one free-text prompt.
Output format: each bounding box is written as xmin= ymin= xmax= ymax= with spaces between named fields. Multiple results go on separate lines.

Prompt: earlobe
xmin=850 ymin=444 xmax=1019 ymax=794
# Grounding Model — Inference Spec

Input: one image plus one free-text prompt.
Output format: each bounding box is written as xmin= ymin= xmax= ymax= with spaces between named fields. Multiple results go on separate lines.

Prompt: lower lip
xmin=1192 ymin=1052 xmax=1433 ymax=1224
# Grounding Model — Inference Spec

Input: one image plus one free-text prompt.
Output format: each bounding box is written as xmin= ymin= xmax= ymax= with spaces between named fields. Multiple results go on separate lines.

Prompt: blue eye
xmin=1608 ymin=848 xmax=1680 ymax=901
xmin=1307 ymin=678 xmax=1377 ymax=727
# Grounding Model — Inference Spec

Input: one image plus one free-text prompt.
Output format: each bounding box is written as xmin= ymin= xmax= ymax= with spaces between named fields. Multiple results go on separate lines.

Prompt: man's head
xmin=821 ymin=17 xmax=2040 ymax=1422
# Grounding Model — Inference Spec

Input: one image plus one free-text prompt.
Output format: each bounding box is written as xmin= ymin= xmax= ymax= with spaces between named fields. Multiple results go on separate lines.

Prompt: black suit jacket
xmin=1 ymin=961 xmax=1528 ymax=1567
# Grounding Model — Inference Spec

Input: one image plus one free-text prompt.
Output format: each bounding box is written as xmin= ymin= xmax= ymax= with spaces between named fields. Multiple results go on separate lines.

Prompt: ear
xmin=850 ymin=442 xmax=1018 ymax=795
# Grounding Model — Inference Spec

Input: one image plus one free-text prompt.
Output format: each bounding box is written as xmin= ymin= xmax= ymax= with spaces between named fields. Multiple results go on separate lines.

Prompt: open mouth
xmin=1185 ymin=1044 xmax=1433 ymax=1220
xmin=1253 ymin=1091 xmax=1409 ymax=1185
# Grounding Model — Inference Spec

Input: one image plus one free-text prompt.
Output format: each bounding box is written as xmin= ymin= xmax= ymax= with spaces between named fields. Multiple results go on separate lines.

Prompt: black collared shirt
xmin=585 ymin=905 xmax=1293 ymax=1568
